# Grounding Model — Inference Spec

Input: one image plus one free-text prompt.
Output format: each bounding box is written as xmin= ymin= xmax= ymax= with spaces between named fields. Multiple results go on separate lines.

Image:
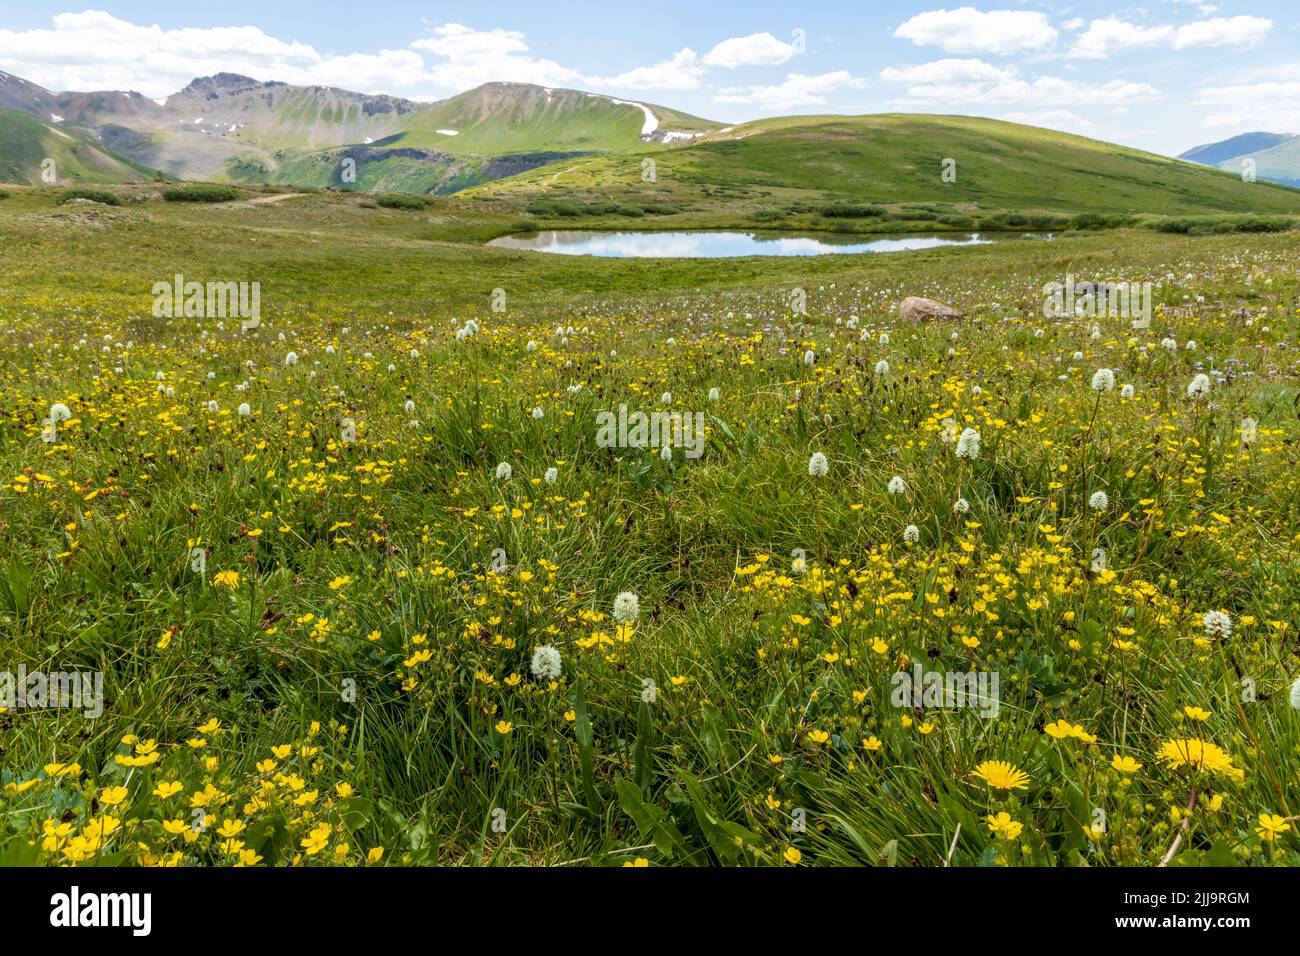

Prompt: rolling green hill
xmin=392 ymin=82 xmax=719 ymax=154
xmin=472 ymin=113 xmax=1300 ymax=217
xmin=0 ymin=108 xmax=153 ymax=184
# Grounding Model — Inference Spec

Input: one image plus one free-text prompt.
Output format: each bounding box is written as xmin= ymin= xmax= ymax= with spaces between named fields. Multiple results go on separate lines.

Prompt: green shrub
xmin=751 ymin=208 xmax=787 ymax=222
xmin=526 ymin=198 xmax=580 ymax=217
xmin=376 ymin=193 xmax=433 ymax=210
xmin=527 ymin=199 xmax=652 ymax=218
xmin=57 ymin=188 xmax=121 ymax=206
xmin=936 ymin=213 xmax=976 ymax=228
xmin=163 ymin=185 xmax=239 ymax=203
xmin=1068 ymin=212 xmax=1138 ymax=231
xmin=819 ymin=204 xmax=886 ymax=218
xmin=1149 ymin=214 xmax=1293 ymax=235
xmin=980 ymin=211 xmax=1070 ymax=230
xmin=0 ymin=189 xmax=9 ymax=200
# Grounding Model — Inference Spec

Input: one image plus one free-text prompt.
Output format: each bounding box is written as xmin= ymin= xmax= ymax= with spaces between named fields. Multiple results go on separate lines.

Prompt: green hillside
xmin=0 ymin=108 xmax=152 ymax=184
xmin=392 ymin=83 xmax=720 ymax=154
xmin=473 ymin=113 xmax=1300 ymax=217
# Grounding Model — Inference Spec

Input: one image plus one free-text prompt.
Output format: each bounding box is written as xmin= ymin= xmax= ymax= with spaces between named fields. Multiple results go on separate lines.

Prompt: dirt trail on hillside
xmin=245 ymin=193 xmax=309 ymax=204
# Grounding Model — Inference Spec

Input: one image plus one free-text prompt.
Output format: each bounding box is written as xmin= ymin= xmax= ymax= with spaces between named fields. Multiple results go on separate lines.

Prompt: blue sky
xmin=1 ymin=2 xmax=1297 ymax=154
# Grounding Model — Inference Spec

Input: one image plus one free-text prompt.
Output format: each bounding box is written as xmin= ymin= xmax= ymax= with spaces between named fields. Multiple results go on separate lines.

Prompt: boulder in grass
xmin=899 ymin=296 xmax=963 ymax=322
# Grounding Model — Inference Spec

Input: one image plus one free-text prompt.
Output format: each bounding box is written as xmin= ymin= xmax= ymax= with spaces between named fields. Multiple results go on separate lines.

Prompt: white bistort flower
xmin=1240 ymin=417 xmax=1257 ymax=445
xmin=887 ymin=475 xmax=906 ymax=496
xmin=955 ymin=428 xmax=981 ymax=460
xmin=659 ymin=444 xmax=672 ymax=462
xmin=285 ymin=351 xmax=299 ymax=366
xmin=49 ymin=402 xmax=72 ymax=422
xmin=874 ymin=359 xmax=890 ymax=377
xmin=531 ymin=406 xmax=544 ymax=420
xmin=530 ymin=644 xmax=563 ymax=681
xmin=902 ymin=524 xmax=920 ymax=544
xmin=1202 ymin=610 xmax=1232 ymax=640
xmin=1091 ymin=368 xmax=1115 ymax=393
xmin=544 ymin=467 xmax=558 ymax=484
xmin=803 ymin=349 xmax=815 ymax=366
xmin=708 ymin=387 xmax=720 ymax=402
xmin=495 ymin=461 xmax=513 ymax=481
xmin=612 ymin=591 xmax=640 ymax=623
xmin=953 ymin=497 xmax=970 ymax=515
xmin=237 ymin=403 xmax=251 ymax=417
xmin=404 ymin=399 xmax=416 ymax=415
xmin=807 ymin=452 xmax=829 ymax=478
xmin=1088 ymin=490 xmax=1109 ymax=511
xmin=1120 ymin=384 xmax=1135 ymax=399
xmin=1186 ymin=374 xmax=1211 ymax=400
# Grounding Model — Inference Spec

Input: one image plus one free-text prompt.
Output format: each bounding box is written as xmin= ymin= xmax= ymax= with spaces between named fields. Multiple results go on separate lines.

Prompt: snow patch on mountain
xmin=603 ymin=96 xmax=658 ymax=137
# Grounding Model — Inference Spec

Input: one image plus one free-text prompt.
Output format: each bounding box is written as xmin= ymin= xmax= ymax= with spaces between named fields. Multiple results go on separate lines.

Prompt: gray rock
xmin=899 ymin=296 xmax=963 ymax=322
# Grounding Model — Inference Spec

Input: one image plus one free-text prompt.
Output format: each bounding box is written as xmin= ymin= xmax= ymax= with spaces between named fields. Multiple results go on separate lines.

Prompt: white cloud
xmin=592 ymin=48 xmax=705 ymax=91
xmin=894 ymin=8 xmax=1058 ymax=55
xmin=412 ymin=23 xmax=583 ymax=89
xmin=881 ymin=58 xmax=1014 ymax=86
xmin=714 ymin=71 xmax=865 ymax=111
xmin=1069 ymin=15 xmax=1271 ymax=59
xmin=0 ymin=10 xmax=426 ymax=97
xmin=999 ymin=109 xmax=1093 ymax=130
xmin=1193 ymin=81 xmax=1300 ymax=132
xmin=701 ymin=32 xmax=800 ymax=69
xmin=1172 ymin=16 xmax=1271 ymax=49
xmin=880 ymin=59 xmax=1162 ymax=108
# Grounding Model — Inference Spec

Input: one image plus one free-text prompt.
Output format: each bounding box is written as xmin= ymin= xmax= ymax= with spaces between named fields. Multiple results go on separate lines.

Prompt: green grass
xmin=1 ymin=186 xmax=1299 ymax=867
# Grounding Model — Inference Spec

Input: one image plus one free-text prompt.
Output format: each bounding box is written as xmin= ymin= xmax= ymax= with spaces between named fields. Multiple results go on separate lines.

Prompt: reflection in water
xmin=487 ymin=230 xmax=1001 ymax=258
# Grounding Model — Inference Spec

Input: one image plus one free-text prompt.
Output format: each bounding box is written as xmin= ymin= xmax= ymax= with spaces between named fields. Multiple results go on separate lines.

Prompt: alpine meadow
xmin=1 ymin=3 xmax=1300 ymax=893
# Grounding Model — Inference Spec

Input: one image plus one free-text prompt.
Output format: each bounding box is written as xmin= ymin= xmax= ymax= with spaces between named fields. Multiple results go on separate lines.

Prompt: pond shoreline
xmin=487 ymin=229 xmax=1054 ymax=258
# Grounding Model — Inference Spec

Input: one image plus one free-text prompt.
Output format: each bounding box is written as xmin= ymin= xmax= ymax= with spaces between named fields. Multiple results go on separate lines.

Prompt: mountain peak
xmin=1179 ymin=131 xmax=1296 ymax=166
xmin=179 ymin=73 xmax=265 ymax=97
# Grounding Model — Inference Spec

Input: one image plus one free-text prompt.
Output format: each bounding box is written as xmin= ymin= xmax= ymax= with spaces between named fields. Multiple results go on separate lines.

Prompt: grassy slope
xmin=2 ymin=187 xmax=1299 ymax=867
xmin=393 ymin=85 xmax=720 ymax=154
xmin=220 ymin=86 xmax=722 ymax=192
xmin=0 ymin=108 xmax=153 ymax=184
xmin=473 ymin=114 xmax=1300 ymax=216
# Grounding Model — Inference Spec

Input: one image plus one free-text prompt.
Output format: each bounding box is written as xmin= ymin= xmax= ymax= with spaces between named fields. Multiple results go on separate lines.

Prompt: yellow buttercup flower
xmin=972 ymin=760 xmax=1030 ymax=791
xmin=985 ymin=812 xmax=1023 ymax=840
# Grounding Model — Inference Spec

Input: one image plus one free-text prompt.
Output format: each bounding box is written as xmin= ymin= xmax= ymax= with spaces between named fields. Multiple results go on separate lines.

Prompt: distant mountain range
xmin=1179 ymin=131 xmax=1300 ymax=188
xmin=0 ymin=69 xmax=719 ymax=192
xmin=2 ymin=67 xmax=1300 ymax=218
